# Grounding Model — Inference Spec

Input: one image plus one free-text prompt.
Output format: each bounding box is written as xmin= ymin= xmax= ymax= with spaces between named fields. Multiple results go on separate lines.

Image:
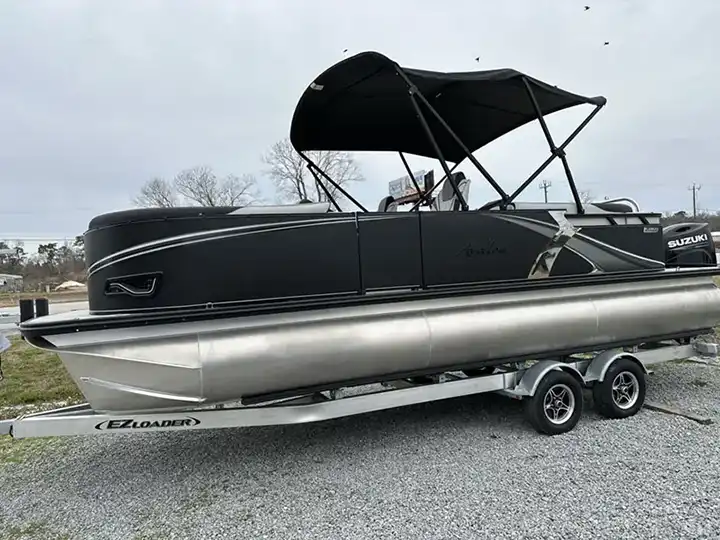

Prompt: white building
xmin=0 ymin=273 xmax=23 ymax=292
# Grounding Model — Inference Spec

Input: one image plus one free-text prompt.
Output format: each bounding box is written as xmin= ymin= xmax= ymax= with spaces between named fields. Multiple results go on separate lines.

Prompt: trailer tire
xmin=592 ymin=358 xmax=646 ymax=419
xmin=524 ymin=370 xmax=583 ymax=435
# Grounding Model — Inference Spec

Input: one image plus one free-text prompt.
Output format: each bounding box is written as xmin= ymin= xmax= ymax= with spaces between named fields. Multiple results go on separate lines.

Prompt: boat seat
xmin=88 ymin=201 xmax=334 ymax=228
xmin=433 ymin=172 xmax=471 ymax=211
xmin=378 ymin=196 xmax=399 ymax=212
xmin=499 ymin=196 xmax=641 ymax=215
xmin=229 ymin=201 xmax=332 ymax=214
xmin=591 ymin=201 xmax=634 ymax=213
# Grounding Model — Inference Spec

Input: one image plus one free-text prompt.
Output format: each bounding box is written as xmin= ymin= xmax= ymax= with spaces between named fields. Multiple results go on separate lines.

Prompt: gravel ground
xmin=2 ymin=361 xmax=720 ymax=540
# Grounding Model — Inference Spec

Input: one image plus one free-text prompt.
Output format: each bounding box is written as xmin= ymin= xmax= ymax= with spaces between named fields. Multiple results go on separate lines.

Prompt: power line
xmin=688 ymin=182 xmax=702 ymax=217
xmin=539 ymin=179 xmax=552 ymax=203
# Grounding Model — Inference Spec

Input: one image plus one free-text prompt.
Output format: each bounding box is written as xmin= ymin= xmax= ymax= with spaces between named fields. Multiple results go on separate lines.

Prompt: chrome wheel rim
xmin=611 ymin=371 xmax=640 ymax=410
xmin=543 ymin=383 xmax=576 ymax=425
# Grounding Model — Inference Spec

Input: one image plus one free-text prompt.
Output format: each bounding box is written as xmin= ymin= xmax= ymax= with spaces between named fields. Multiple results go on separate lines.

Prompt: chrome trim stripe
xmin=79 ymin=377 xmax=205 ymax=403
xmin=88 ymin=215 xmax=401 ymax=276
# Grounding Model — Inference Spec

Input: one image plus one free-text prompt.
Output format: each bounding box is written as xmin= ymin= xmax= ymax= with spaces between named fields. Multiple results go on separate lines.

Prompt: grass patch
xmin=0 ymin=336 xmax=83 ymax=419
xmin=0 ymin=435 xmax=69 ymax=467
xmin=0 ymin=518 xmax=71 ymax=539
xmin=0 ymin=338 xmax=80 ymax=470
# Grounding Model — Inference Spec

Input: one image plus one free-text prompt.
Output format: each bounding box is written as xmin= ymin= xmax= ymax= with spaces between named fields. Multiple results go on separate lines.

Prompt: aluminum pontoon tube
xmin=22 ymin=274 xmax=720 ymax=414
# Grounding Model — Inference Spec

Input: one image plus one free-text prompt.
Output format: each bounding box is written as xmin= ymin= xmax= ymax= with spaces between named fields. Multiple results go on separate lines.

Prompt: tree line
xmin=0 ymin=237 xmax=85 ymax=291
xmin=133 ymin=137 xmax=364 ymax=208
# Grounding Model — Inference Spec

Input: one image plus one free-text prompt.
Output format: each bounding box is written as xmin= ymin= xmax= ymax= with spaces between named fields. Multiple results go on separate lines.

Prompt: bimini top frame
xmin=289 ymin=51 xmax=606 ymax=214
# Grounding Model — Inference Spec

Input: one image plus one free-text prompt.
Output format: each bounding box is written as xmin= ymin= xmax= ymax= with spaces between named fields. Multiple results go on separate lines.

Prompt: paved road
xmin=0 ymin=300 xmax=88 ymax=335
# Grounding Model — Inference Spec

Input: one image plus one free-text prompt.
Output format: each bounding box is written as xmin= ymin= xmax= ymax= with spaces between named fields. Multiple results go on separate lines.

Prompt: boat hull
xmin=23 ymin=274 xmax=720 ymax=414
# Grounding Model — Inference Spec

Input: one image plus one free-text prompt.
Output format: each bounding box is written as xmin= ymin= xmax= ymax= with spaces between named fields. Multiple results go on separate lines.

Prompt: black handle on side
xmin=104 ymin=272 xmax=162 ymax=298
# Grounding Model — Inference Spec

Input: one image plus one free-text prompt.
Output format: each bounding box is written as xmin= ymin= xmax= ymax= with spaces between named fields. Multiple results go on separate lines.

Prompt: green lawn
xmin=0 ymin=337 xmax=82 ymax=467
xmin=0 ymin=336 xmax=83 ymax=420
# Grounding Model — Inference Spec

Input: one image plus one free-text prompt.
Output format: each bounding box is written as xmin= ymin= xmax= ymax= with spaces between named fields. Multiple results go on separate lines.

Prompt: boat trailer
xmin=1 ymin=340 xmax=715 ymax=439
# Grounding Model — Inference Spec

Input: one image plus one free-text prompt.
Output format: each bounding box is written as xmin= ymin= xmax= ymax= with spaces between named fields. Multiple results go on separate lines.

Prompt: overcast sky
xmin=1 ymin=0 xmax=718 ymax=251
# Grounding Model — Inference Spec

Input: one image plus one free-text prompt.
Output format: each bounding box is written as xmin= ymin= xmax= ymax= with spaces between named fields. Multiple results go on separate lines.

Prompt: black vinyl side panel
xmin=420 ymin=212 xmax=548 ymax=286
xmin=86 ymin=214 xmax=362 ymax=312
xmin=550 ymin=250 xmax=595 ymax=276
xmin=84 ymin=208 xmax=669 ymax=314
xmin=85 ymin=212 xmax=351 ymax=267
xmin=357 ymin=214 xmax=423 ymax=290
xmin=582 ymin=225 xmax=664 ymax=263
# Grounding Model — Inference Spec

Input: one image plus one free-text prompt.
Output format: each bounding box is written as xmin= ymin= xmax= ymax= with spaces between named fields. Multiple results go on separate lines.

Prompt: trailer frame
xmin=0 ymin=341 xmax=714 ymax=439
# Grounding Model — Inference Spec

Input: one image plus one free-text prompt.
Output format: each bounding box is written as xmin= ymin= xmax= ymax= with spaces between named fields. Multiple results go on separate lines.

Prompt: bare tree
xmin=134 ymin=166 xmax=259 ymax=208
xmin=134 ymin=178 xmax=178 ymax=208
xmin=262 ymin=138 xmax=364 ymax=206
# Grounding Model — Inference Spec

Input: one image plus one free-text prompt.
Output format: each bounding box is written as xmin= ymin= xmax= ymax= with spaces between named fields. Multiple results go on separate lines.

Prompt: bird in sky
xmin=475 ymin=56 xmax=480 ymax=62
xmin=584 ymin=7 xmax=613 ymax=49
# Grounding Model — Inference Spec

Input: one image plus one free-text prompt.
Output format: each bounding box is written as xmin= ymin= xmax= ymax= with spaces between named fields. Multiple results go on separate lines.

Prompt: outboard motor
xmin=663 ymin=222 xmax=717 ymax=268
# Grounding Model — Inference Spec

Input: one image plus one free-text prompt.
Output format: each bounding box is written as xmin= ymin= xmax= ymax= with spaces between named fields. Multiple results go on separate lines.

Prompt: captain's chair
xmin=378 ymin=195 xmax=399 ymax=212
xmin=590 ymin=197 xmax=639 ymax=214
xmin=433 ymin=172 xmax=471 ymax=211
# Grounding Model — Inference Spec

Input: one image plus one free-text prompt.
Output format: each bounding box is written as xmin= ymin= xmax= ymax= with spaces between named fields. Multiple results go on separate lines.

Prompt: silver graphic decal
xmin=527 ymin=211 xmax=582 ymax=279
xmin=491 ymin=213 xmax=664 ymax=273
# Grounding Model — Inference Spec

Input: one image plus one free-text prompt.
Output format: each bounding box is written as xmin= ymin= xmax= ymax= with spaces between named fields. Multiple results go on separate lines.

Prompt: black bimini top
xmin=289 ymin=51 xmax=606 ymax=163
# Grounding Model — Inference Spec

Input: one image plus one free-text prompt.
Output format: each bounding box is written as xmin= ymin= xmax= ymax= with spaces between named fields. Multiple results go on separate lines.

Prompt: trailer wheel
xmin=592 ymin=358 xmax=646 ymax=419
xmin=525 ymin=370 xmax=583 ymax=435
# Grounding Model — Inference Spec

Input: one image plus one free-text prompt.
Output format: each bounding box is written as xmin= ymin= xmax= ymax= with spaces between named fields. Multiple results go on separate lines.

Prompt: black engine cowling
xmin=663 ymin=222 xmax=717 ymax=268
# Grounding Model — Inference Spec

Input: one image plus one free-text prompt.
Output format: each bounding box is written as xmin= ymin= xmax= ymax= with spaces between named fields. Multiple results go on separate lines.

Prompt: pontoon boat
xmin=17 ymin=51 xmax=720 ymax=417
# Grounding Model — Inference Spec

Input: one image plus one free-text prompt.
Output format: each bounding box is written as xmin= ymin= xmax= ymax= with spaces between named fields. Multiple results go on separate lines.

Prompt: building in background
xmin=0 ymin=273 xmax=23 ymax=292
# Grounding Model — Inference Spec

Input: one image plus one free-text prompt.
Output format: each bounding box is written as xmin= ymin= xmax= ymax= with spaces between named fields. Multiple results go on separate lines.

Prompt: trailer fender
xmin=584 ymin=349 xmax=648 ymax=384
xmin=509 ymin=360 xmax=585 ymax=398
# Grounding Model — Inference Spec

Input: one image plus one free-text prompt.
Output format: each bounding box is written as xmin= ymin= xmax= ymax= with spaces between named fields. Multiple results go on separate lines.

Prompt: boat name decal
xmin=94 ymin=417 xmax=201 ymax=430
xmin=457 ymin=241 xmax=507 ymax=258
xmin=667 ymin=233 xmax=708 ymax=249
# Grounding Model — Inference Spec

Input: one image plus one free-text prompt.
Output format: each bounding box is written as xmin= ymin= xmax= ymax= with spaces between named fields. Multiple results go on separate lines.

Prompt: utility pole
xmin=688 ymin=183 xmax=702 ymax=217
xmin=539 ymin=179 xmax=552 ymax=203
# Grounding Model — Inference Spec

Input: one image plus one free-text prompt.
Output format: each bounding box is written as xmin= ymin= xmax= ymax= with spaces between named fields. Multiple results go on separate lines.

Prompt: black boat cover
xmin=290 ymin=51 xmax=606 ymax=163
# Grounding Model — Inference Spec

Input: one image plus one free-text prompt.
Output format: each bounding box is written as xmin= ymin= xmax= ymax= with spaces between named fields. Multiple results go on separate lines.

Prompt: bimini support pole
xmin=398 ymin=152 xmax=425 ymax=201
xmin=394 ymin=69 xmax=509 ymax=206
xmin=518 ymin=77 xmax=605 ymax=214
xmin=504 ymin=99 xmax=605 ymax=212
xmin=407 ymin=91 xmax=469 ymax=211
xmin=298 ymin=152 xmax=369 ymax=212
xmin=306 ymin=164 xmax=342 ymax=212
xmin=522 ymin=77 xmax=583 ymax=213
